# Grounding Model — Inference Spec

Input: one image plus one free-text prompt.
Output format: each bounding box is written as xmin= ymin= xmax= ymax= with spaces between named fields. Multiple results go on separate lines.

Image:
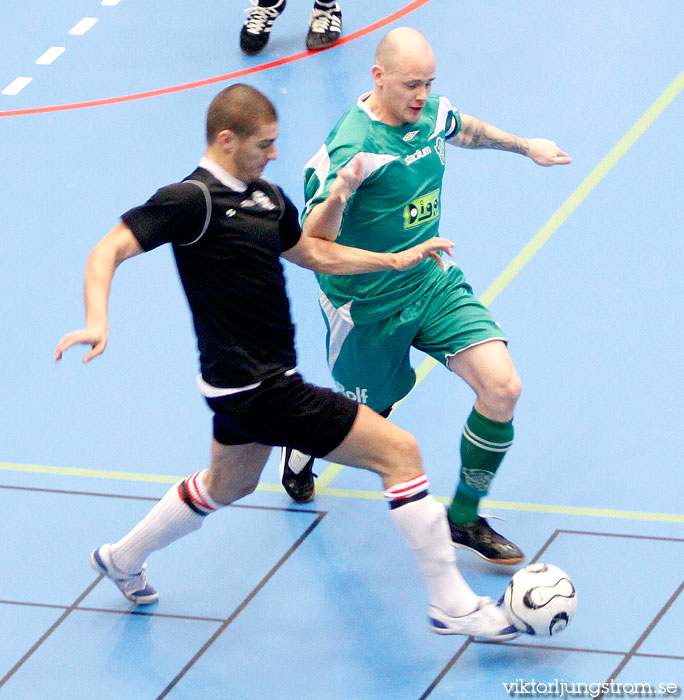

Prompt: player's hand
xmin=393 ymin=237 xmax=454 ymax=271
xmin=54 ymin=326 xmax=108 ymax=364
xmin=526 ymin=138 xmax=571 ymax=166
xmin=329 ymin=154 xmax=363 ymax=204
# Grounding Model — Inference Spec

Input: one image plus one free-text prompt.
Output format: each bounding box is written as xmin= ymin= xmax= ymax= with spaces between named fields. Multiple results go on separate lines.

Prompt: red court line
xmin=0 ymin=0 xmax=432 ymax=119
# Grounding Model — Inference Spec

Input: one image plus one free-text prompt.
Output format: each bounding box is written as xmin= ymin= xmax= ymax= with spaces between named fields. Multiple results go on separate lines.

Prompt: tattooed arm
xmin=450 ymin=113 xmax=571 ymax=167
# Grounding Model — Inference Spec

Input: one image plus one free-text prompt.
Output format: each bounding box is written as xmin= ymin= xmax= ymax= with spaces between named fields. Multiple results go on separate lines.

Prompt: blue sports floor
xmin=1 ymin=1 xmax=683 ymax=698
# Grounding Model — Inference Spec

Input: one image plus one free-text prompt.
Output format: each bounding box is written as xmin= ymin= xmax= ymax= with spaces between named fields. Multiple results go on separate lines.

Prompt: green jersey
xmin=303 ymin=92 xmax=461 ymax=323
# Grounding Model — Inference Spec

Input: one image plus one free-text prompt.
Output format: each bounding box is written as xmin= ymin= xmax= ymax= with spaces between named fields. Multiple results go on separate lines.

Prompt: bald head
xmin=365 ymin=27 xmax=436 ymax=126
xmin=375 ymin=27 xmax=434 ymax=73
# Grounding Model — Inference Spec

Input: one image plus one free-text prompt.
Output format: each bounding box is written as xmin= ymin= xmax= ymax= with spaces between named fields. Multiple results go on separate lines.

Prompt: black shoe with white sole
xmin=448 ymin=516 xmax=524 ymax=565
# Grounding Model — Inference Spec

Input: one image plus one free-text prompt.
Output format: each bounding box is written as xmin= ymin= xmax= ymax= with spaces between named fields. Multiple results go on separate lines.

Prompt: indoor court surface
xmin=1 ymin=0 xmax=683 ymax=698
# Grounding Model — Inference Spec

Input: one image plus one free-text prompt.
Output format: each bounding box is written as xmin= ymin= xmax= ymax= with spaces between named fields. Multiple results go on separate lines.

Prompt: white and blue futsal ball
xmin=504 ymin=563 xmax=577 ymax=636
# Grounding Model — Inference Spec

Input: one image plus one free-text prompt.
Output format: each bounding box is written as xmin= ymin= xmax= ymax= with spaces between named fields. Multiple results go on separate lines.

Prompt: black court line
xmin=0 ymin=599 xmax=68 ymax=612
xmin=156 ymin=512 xmax=326 ymax=699
xmin=477 ymin=639 xmax=684 ymax=661
xmin=528 ymin=528 xmax=561 ymax=565
xmin=0 ymin=482 xmax=325 ymax=691
xmin=418 ymin=529 xmax=684 ymax=699
xmin=0 ymin=575 xmax=103 ymax=690
xmin=636 ymin=652 xmax=684 ymax=661
xmin=480 ymin=640 xmax=627 ymax=655
xmin=558 ymin=528 xmax=684 ymax=544
xmin=417 ymin=638 xmax=472 ymax=700
xmin=0 ymin=482 xmax=164 ymax=502
xmin=0 ymin=598 xmax=227 ymax=623
xmin=598 ymin=578 xmax=684 ymax=699
xmin=0 ymin=482 xmax=321 ymax=515
xmin=76 ymin=605 xmax=226 ymax=623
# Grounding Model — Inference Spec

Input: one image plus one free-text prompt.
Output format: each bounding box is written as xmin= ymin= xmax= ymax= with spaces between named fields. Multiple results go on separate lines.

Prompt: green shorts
xmin=319 ymin=263 xmax=507 ymax=412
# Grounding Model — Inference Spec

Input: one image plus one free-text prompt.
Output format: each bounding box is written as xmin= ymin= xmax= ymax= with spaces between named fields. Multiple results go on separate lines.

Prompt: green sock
xmin=447 ymin=408 xmax=514 ymax=525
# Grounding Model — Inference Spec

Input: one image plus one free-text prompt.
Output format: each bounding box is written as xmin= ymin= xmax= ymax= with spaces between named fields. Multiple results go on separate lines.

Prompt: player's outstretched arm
xmin=283 ymin=235 xmax=454 ymax=275
xmin=54 ymin=222 xmax=143 ymax=364
xmin=451 ymin=114 xmax=571 ymax=167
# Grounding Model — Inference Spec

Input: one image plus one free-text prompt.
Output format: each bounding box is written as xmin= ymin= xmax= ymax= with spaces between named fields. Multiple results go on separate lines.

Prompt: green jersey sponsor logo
xmin=404 ymin=188 xmax=440 ymax=229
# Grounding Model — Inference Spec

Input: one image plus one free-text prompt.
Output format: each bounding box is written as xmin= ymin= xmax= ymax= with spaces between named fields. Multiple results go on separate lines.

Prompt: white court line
xmin=69 ymin=17 xmax=99 ymax=35
xmin=2 ymin=77 xmax=32 ymax=96
xmin=36 ymin=47 xmax=66 ymax=66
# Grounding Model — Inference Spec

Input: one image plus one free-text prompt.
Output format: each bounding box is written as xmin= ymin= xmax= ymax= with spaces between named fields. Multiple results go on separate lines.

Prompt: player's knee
xmin=482 ymin=371 xmax=522 ymax=413
xmin=506 ymin=372 xmax=522 ymax=405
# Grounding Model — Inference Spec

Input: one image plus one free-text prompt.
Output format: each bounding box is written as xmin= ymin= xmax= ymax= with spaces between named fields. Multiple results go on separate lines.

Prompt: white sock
xmin=385 ymin=475 xmax=479 ymax=617
xmin=109 ymin=469 xmax=221 ymax=574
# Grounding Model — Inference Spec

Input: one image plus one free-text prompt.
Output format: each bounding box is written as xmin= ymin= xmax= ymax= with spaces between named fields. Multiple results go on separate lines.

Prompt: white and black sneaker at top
xmin=306 ymin=2 xmax=342 ymax=51
xmin=240 ymin=0 xmax=287 ymax=56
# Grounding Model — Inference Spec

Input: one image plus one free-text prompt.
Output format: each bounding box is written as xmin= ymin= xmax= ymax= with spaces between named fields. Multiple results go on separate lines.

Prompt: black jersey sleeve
xmin=121 ymin=181 xmax=209 ymax=251
xmin=279 ymin=189 xmax=302 ymax=252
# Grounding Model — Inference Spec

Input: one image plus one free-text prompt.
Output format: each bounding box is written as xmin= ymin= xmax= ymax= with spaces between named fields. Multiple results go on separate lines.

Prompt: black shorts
xmin=205 ymin=371 xmax=359 ymax=458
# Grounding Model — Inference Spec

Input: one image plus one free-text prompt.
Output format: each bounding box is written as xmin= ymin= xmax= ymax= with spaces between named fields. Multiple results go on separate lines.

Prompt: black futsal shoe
xmin=279 ymin=447 xmax=317 ymax=503
xmin=448 ymin=516 xmax=524 ymax=565
xmin=305 ymin=2 xmax=342 ymax=51
xmin=240 ymin=0 xmax=286 ymax=55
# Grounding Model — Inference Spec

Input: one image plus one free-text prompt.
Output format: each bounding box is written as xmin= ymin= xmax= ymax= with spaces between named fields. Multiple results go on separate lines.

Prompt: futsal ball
xmin=504 ymin=563 xmax=577 ymax=636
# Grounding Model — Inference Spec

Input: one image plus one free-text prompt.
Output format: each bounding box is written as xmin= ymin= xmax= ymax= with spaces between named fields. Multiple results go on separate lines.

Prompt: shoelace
xmin=244 ymin=1 xmax=282 ymax=33
xmin=309 ymin=6 xmax=341 ymax=33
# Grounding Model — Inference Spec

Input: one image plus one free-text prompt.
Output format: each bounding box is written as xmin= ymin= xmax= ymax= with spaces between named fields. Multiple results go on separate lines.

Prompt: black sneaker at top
xmin=448 ymin=516 xmax=524 ymax=565
xmin=240 ymin=0 xmax=287 ymax=56
xmin=305 ymin=2 xmax=342 ymax=51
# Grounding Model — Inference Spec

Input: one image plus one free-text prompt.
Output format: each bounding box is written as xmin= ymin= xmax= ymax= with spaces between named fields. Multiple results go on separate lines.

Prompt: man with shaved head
xmin=281 ymin=27 xmax=571 ymax=592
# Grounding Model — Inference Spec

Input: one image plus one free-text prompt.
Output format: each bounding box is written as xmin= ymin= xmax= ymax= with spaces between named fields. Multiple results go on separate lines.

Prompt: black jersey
xmin=122 ymin=165 xmax=301 ymax=388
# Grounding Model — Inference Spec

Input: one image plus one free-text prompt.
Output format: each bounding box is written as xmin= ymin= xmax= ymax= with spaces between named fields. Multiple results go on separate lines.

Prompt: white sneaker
xmin=90 ymin=544 xmax=159 ymax=605
xmin=429 ymin=597 xmax=518 ymax=640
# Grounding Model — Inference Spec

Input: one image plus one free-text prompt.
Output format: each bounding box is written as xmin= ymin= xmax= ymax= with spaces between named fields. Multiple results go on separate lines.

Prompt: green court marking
xmin=3 ymin=461 xmax=682 ymax=523
xmin=317 ymin=67 xmax=684 ymax=486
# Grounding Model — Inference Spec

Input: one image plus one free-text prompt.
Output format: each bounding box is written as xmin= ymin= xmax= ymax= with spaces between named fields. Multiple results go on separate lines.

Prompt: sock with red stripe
xmin=385 ymin=474 xmax=480 ymax=617
xmin=109 ymin=469 xmax=221 ymax=575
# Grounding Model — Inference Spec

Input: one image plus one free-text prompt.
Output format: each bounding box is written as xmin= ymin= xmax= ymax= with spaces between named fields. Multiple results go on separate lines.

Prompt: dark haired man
xmin=55 ymin=84 xmax=517 ymax=639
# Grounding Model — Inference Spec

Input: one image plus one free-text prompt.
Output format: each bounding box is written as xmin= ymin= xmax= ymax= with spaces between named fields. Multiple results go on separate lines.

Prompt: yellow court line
xmin=315 ymin=488 xmax=684 ymax=524
xmin=317 ymin=65 xmax=684 ymax=484
xmin=0 ymin=461 xmax=180 ymax=484
xmin=315 ymin=462 xmax=345 ymax=490
xmin=2 ymin=461 xmax=682 ymax=523
xmin=422 ymin=65 xmax=684 ymax=377
xmin=479 ymin=66 xmax=684 ymax=308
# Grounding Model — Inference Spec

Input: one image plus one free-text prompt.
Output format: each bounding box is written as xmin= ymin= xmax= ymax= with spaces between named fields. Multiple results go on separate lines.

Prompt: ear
xmin=371 ymin=64 xmax=384 ymax=87
xmin=216 ymin=129 xmax=236 ymax=152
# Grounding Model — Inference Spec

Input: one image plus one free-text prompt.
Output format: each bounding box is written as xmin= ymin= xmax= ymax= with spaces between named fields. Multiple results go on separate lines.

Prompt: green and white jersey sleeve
xmin=303 ymin=92 xmax=462 ymax=323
